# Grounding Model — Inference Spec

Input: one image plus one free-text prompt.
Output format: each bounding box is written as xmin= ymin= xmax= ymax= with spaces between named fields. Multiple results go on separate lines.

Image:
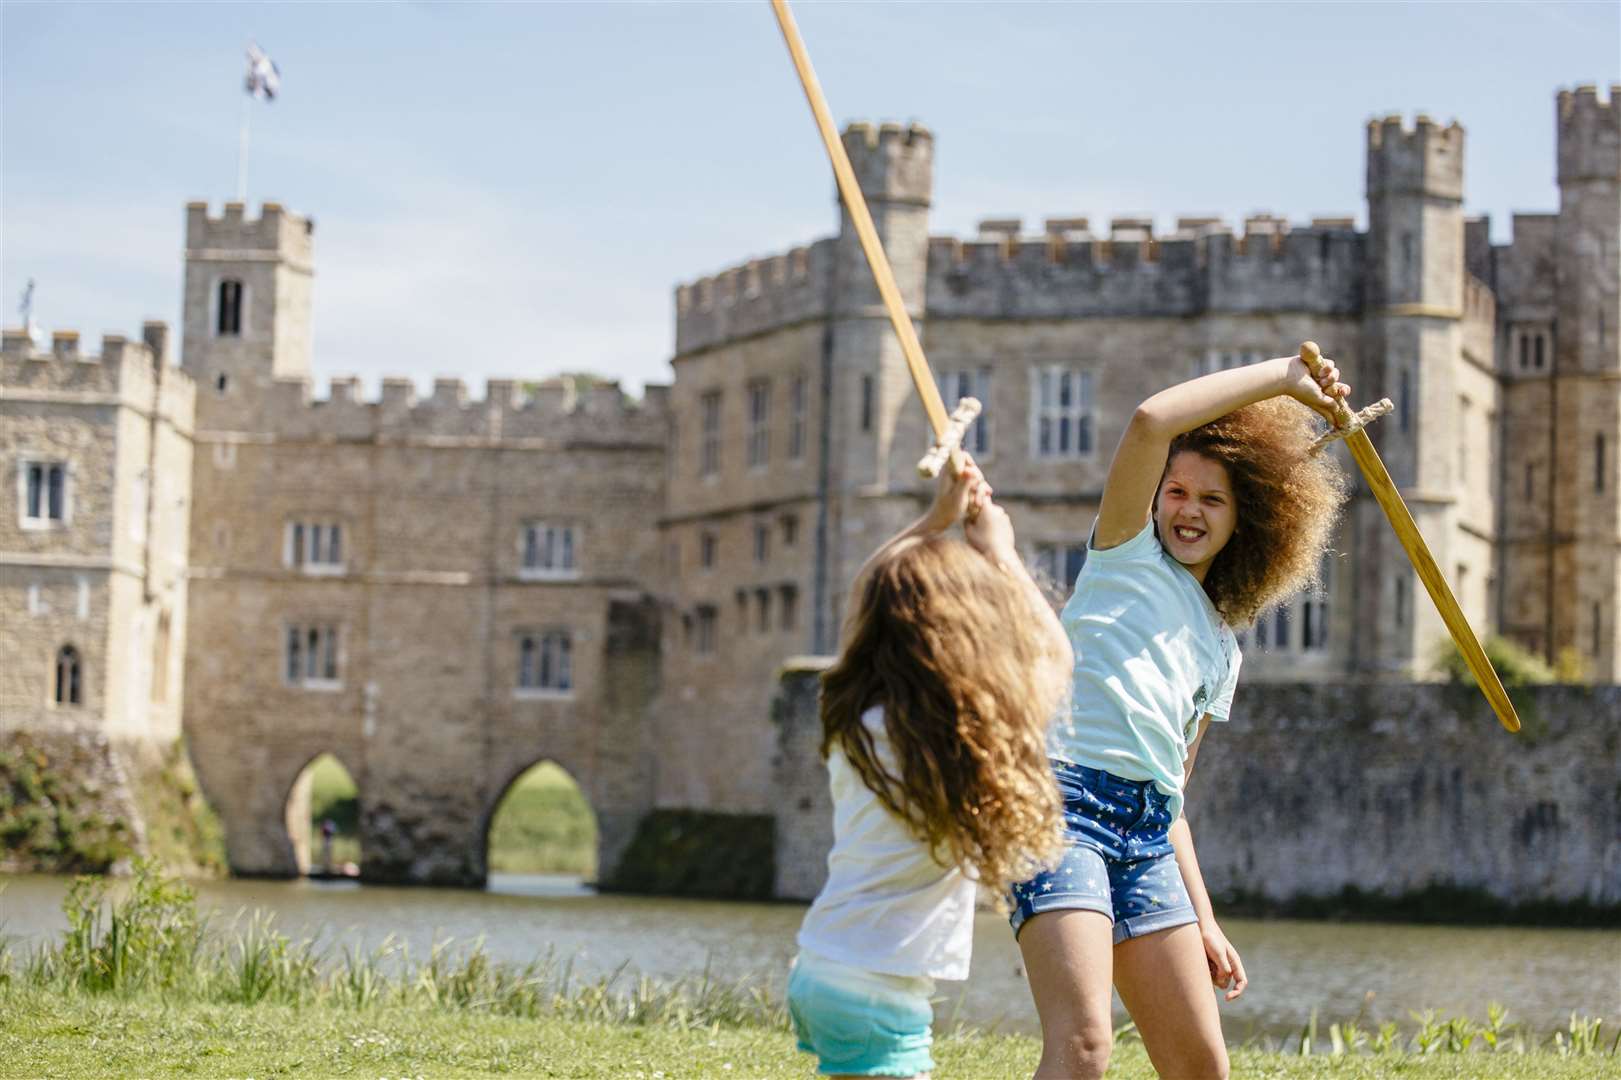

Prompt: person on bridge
xmin=786 ymin=454 xmax=1072 ymax=1080
xmin=1010 ymin=351 xmax=1352 ymax=1080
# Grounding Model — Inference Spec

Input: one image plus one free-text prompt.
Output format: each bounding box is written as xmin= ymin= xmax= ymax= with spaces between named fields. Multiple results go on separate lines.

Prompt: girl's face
xmin=1156 ymin=452 xmax=1237 ymax=582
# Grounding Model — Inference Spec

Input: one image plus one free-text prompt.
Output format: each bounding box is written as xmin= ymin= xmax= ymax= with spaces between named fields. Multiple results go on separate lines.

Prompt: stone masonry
xmin=2 ymin=85 xmax=1615 ymax=888
xmin=1 ymin=322 xmax=192 ymax=760
xmin=659 ymin=86 xmax=1620 ymax=823
xmin=772 ymin=665 xmax=1621 ymax=906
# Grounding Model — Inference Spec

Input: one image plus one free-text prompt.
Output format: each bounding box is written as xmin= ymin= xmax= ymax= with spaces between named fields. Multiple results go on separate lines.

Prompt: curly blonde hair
xmin=820 ymin=535 xmax=1065 ymax=899
xmin=1165 ymin=397 xmax=1350 ymax=628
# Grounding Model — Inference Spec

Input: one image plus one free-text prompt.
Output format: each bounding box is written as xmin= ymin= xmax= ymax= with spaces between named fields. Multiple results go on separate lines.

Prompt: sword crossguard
xmin=916 ymin=397 xmax=982 ymax=478
xmin=1310 ymin=399 xmax=1395 ymax=454
xmin=1300 ymin=340 xmax=1394 ymax=454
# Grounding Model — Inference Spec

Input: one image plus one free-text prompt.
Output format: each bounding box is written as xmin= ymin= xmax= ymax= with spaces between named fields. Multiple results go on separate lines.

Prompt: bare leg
xmin=1113 ymin=923 xmax=1229 ymax=1080
xmin=1017 ymin=909 xmax=1115 ymax=1079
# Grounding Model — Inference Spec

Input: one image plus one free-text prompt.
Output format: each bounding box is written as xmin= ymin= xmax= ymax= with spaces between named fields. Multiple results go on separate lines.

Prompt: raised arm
xmin=846 ymin=454 xmax=985 ymax=607
xmin=1092 ymin=354 xmax=1349 ymax=551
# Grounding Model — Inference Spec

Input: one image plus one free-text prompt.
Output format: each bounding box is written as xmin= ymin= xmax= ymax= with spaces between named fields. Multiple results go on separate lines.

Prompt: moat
xmin=3 ymin=872 xmax=1615 ymax=1040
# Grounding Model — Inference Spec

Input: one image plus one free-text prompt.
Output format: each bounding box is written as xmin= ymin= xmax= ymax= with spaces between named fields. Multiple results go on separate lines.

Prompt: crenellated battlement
xmin=185 ymin=199 xmax=313 ymax=267
xmin=238 ymin=373 xmax=670 ymax=446
xmin=1366 ymin=113 xmax=1465 ymax=200
xmin=925 ymin=213 xmax=1364 ymax=319
xmin=1 ymin=323 xmax=192 ymax=421
xmin=1557 ymin=84 xmax=1621 ymax=183
xmin=840 ymin=121 xmax=933 ymax=208
xmin=674 ymin=239 xmax=835 ymax=355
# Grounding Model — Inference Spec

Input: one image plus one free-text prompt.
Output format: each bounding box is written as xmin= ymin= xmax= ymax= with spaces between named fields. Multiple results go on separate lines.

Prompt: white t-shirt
xmin=1050 ymin=520 xmax=1242 ymax=822
xmin=796 ymin=705 xmax=977 ymax=981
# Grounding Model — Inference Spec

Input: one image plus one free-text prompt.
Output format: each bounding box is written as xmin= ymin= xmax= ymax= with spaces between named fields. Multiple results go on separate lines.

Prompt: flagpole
xmin=236 ymin=91 xmax=251 ymax=203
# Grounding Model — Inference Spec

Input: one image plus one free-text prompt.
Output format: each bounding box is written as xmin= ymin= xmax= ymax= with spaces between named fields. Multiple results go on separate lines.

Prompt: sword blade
xmin=769 ymin=0 xmax=951 ymax=440
xmin=1343 ymin=427 xmax=1521 ymax=732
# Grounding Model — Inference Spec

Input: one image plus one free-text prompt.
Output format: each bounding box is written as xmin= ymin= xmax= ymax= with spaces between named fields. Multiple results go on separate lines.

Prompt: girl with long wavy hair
xmin=788 ymin=456 xmax=1071 ymax=1080
xmin=1013 ymin=351 xmax=1352 ymax=1080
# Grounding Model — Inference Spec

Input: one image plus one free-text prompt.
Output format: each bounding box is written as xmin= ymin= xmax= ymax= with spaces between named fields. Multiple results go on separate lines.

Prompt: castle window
xmin=860 ymin=375 xmax=874 ymax=433
xmin=19 ymin=460 xmax=69 ymax=527
xmin=755 ymin=588 xmax=771 ymax=632
xmin=1597 ymin=433 xmax=1607 ymax=494
xmin=1301 ymin=561 xmax=1331 ymax=652
xmin=1398 ymin=367 xmax=1411 ymax=433
xmin=54 ymin=645 xmax=82 ymax=706
xmin=1394 ymin=576 xmax=1409 ymax=628
xmin=700 ymin=391 xmax=722 ymax=478
xmin=779 ymin=584 xmax=798 ymax=631
xmin=789 ymin=375 xmax=807 ymax=461
xmin=747 ymin=379 xmax=770 ymax=469
xmin=754 ymin=523 xmax=769 ymax=564
xmin=520 ymin=522 xmax=577 ymax=578
xmin=938 ymin=368 xmax=992 ymax=456
xmin=287 ymin=521 xmax=345 ymax=573
xmin=781 ymin=514 xmax=799 ymax=548
xmin=284 ymin=624 xmax=340 ymax=689
xmin=700 ymin=531 xmax=717 ymax=570
xmin=516 ymin=630 xmax=572 ymax=694
xmin=1518 ymin=332 xmax=1529 ymax=371
xmin=1033 ymin=542 xmax=1087 ymax=590
xmin=1032 ymin=366 xmax=1094 ymax=460
xmin=217 ymin=279 xmax=244 ymax=337
xmin=215 ymin=373 xmax=229 ymax=395
xmin=1534 ymin=333 xmax=1545 ymax=370
xmin=1595 ymin=601 xmax=1604 ymax=661
xmin=735 ymin=588 xmax=748 ymax=628
xmin=695 ymin=606 xmax=718 ymax=654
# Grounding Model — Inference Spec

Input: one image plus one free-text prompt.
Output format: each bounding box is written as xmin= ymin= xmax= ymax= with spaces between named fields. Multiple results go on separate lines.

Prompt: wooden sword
xmin=1301 ymin=341 xmax=1520 ymax=733
xmin=769 ymin=0 xmax=977 ymax=480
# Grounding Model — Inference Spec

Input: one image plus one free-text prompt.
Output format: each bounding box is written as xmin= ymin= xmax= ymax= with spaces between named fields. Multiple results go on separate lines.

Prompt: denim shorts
xmin=787 ymin=950 xmax=936 ymax=1077
xmin=1009 ymin=760 xmax=1197 ymax=945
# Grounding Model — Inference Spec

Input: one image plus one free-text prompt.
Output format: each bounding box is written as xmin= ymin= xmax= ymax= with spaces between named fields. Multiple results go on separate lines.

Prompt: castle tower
xmin=1356 ymin=115 xmax=1469 ymax=675
xmin=1551 ymin=85 xmax=1621 ymax=679
xmin=180 ymin=201 xmax=314 ymax=431
xmin=820 ymin=122 xmax=934 ymax=650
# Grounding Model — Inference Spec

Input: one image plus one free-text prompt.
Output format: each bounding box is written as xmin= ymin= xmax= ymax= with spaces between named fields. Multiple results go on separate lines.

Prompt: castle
xmin=2 ymin=85 xmax=1616 ymax=884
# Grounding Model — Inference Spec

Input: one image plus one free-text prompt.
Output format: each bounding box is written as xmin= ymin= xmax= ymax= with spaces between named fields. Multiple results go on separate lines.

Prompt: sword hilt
xmin=917 ymin=397 xmax=982 ymax=478
xmin=1299 ymin=341 xmax=1358 ymax=430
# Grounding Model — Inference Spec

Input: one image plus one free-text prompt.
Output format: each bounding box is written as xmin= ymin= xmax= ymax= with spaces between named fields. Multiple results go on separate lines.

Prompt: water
xmin=2 ymin=872 xmax=1615 ymax=1040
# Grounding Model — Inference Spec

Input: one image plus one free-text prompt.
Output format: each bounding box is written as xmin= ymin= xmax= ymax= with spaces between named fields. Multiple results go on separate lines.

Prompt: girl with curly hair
xmin=789 ymin=455 xmax=1072 ymax=1080
xmin=1013 ymin=351 xmax=1352 ymax=1080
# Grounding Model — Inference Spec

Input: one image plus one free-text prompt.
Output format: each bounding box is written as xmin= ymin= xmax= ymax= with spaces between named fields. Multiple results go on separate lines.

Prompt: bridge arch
xmin=479 ymin=757 xmax=599 ymax=883
xmin=283 ymin=750 xmax=363 ymax=877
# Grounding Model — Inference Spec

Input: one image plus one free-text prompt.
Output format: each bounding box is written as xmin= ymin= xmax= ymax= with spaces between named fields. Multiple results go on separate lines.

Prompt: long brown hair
xmin=1166 ymin=396 xmax=1349 ymax=627
xmin=819 ymin=535 xmax=1065 ymax=898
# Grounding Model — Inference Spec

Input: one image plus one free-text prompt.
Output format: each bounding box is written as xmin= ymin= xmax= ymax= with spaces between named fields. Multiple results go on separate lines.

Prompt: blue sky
xmin=3 ymin=1 xmax=1616 ymax=394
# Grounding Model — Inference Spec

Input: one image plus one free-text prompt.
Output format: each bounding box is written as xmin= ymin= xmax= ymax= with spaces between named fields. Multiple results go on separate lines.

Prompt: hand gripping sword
xmin=769 ymin=0 xmax=977 ymax=480
xmin=1302 ymin=341 xmax=1520 ymax=733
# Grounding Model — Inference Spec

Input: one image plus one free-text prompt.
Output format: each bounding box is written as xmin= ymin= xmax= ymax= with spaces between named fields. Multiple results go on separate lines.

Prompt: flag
xmin=244 ymin=43 xmax=281 ymax=101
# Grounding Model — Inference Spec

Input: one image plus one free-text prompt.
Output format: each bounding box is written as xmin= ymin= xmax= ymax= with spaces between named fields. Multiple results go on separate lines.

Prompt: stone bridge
xmin=186 ymin=598 xmax=660 ymax=887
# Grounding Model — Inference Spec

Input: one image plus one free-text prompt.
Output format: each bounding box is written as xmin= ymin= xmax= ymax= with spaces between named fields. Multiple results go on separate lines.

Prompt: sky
xmin=2 ymin=1 xmax=1617 ymax=395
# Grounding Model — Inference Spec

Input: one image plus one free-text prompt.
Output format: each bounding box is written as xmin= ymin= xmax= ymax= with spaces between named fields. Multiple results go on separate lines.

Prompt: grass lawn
xmin=305 ymin=758 xmax=595 ymax=877
xmin=1 ymin=987 xmax=1615 ymax=1079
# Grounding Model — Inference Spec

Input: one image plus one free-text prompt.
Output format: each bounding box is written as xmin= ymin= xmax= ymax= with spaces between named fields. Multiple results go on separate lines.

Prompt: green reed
xmin=2 ymin=860 xmax=1610 ymax=1056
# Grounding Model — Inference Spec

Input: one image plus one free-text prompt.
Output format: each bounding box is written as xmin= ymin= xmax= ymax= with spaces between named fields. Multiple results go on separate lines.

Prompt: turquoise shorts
xmin=787 ymin=951 xmax=936 ymax=1077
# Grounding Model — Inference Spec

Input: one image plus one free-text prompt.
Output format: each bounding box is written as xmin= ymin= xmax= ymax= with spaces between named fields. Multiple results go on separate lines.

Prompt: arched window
xmin=217 ymin=279 xmax=244 ymax=337
xmin=54 ymin=645 xmax=81 ymax=705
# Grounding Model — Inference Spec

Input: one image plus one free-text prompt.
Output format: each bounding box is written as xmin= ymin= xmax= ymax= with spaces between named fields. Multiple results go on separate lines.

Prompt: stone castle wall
xmin=772 ymin=666 xmax=1621 ymax=907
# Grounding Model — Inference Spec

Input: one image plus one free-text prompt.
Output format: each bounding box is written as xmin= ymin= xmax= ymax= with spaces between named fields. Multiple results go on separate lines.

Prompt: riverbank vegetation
xmin=0 ymin=733 xmax=223 ymax=877
xmin=0 ymin=863 xmax=1613 ymax=1077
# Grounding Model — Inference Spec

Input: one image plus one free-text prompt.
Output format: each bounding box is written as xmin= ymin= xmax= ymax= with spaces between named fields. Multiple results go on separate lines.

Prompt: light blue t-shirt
xmin=1049 ymin=520 xmax=1242 ymax=821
